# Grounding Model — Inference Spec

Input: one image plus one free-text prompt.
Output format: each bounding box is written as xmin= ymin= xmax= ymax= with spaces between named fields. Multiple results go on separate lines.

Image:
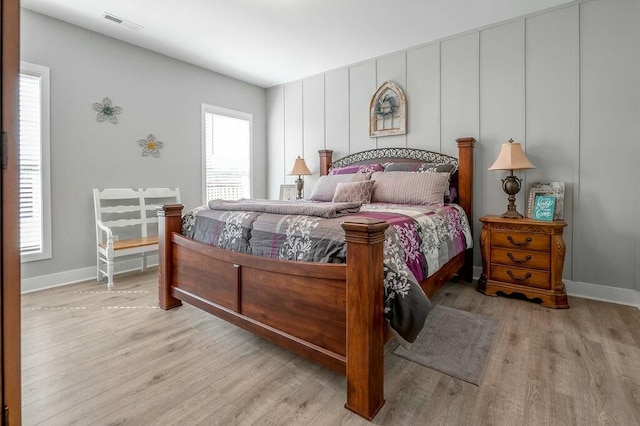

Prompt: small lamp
xmin=289 ymin=156 xmax=312 ymax=199
xmin=489 ymin=139 xmax=535 ymax=219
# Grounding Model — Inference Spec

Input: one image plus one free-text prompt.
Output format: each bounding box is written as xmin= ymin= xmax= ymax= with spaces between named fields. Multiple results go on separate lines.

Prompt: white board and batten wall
xmin=266 ymin=0 xmax=640 ymax=306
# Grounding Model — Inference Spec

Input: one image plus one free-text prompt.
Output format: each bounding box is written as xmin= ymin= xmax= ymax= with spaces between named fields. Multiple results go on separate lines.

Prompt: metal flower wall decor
xmin=137 ymin=134 xmax=164 ymax=157
xmin=92 ymin=97 xmax=123 ymax=124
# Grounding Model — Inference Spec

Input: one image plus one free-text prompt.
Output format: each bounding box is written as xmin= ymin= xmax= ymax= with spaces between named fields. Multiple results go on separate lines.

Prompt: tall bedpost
xmin=158 ymin=204 xmax=183 ymax=310
xmin=319 ymin=149 xmax=333 ymax=176
xmin=341 ymin=218 xmax=389 ymax=420
xmin=456 ymin=137 xmax=476 ymax=281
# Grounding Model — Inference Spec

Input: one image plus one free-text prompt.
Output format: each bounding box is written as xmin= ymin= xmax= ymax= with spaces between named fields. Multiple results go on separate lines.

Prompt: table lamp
xmin=489 ymin=139 xmax=535 ymax=219
xmin=290 ymin=156 xmax=312 ymax=199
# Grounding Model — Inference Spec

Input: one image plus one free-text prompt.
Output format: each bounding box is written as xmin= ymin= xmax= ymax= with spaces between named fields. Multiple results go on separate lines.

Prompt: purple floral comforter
xmin=182 ymin=202 xmax=472 ymax=343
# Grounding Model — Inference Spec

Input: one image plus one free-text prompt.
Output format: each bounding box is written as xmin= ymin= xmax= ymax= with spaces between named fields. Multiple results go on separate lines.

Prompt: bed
xmin=158 ymin=137 xmax=475 ymax=420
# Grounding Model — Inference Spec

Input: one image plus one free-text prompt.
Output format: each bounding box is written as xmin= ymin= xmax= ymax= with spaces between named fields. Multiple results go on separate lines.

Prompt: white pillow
xmin=309 ymin=173 xmax=370 ymax=202
xmin=371 ymin=171 xmax=450 ymax=205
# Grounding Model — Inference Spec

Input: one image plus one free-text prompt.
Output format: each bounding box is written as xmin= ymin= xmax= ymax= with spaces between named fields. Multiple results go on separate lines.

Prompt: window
xmin=201 ymin=104 xmax=252 ymax=203
xmin=19 ymin=62 xmax=51 ymax=262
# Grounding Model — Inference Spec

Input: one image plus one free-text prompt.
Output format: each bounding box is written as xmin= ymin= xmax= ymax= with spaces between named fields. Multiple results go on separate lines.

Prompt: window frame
xmin=19 ymin=61 xmax=52 ymax=263
xmin=200 ymin=104 xmax=253 ymax=205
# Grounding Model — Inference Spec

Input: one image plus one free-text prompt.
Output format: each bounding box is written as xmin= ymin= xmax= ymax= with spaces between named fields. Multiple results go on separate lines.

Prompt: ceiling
xmin=22 ymin=0 xmax=573 ymax=88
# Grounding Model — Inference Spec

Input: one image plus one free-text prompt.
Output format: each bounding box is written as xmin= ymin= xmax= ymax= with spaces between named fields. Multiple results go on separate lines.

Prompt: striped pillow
xmin=371 ymin=171 xmax=450 ymax=205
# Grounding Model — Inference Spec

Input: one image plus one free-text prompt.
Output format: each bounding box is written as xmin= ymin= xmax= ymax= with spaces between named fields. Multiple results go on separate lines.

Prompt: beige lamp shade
xmin=290 ymin=157 xmax=312 ymax=176
xmin=488 ymin=140 xmax=535 ymax=171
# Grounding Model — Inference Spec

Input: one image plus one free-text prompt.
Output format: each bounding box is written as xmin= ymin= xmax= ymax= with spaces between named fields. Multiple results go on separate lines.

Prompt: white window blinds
xmin=203 ymin=106 xmax=252 ymax=202
xmin=19 ymin=62 xmax=51 ymax=261
xmin=20 ymin=73 xmax=43 ymax=254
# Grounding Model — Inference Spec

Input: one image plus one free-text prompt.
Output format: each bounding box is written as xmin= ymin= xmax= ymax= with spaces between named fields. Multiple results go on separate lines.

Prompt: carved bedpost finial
xmin=319 ymin=150 xmax=333 ymax=176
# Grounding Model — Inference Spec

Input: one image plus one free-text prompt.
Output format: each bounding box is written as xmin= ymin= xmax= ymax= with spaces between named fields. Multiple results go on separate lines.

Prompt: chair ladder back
xmin=143 ymin=187 xmax=181 ymax=202
xmin=142 ymin=188 xmax=181 ymax=228
xmin=94 ymin=188 xmax=146 ymax=239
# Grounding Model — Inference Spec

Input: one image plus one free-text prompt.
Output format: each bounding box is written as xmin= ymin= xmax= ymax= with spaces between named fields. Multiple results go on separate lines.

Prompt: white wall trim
xmin=472 ymin=266 xmax=640 ymax=309
xmin=564 ymin=279 xmax=640 ymax=308
xmin=25 ymin=262 xmax=640 ymax=311
xmin=22 ymin=266 xmax=95 ymax=294
xmin=21 ymin=255 xmax=158 ymax=294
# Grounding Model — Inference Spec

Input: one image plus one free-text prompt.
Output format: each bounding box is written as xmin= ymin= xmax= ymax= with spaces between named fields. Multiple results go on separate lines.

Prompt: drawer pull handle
xmin=507 ymin=270 xmax=532 ymax=281
xmin=507 ymin=253 xmax=532 ymax=264
xmin=507 ymin=236 xmax=532 ymax=246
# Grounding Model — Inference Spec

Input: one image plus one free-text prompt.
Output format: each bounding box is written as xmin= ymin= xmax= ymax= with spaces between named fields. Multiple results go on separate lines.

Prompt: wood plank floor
xmin=21 ymin=270 xmax=640 ymax=425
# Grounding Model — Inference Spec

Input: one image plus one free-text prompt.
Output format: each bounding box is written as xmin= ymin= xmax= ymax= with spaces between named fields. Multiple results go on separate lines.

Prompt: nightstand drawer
xmin=490 ymin=248 xmax=550 ymax=270
xmin=491 ymin=265 xmax=550 ymax=289
xmin=491 ymin=231 xmax=550 ymax=252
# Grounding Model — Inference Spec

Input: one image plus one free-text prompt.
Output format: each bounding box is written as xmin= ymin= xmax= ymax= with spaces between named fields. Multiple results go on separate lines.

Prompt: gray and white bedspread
xmin=182 ymin=202 xmax=472 ymax=343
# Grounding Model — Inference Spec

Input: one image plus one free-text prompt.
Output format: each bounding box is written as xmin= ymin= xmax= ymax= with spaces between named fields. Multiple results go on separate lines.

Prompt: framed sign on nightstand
xmin=532 ymin=195 xmax=556 ymax=221
xmin=279 ymin=184 xmax=297 ymax=201
xmin=526 ymin=182 xmax=565 ymax=220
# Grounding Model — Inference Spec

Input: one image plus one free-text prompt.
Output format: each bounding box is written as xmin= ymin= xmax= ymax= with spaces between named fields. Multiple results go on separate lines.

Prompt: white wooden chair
xmin=93 ymin=187 xmax=181 ymax=288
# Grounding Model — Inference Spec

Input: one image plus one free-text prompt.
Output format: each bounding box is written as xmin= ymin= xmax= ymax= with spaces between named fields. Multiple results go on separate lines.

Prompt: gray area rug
xmin=393 ymin=305 xmax=499 ymax=385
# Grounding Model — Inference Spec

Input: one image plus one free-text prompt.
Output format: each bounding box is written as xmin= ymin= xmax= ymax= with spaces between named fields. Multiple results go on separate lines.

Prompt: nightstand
xmin=478 ymin=216 xmax=569 ymax=308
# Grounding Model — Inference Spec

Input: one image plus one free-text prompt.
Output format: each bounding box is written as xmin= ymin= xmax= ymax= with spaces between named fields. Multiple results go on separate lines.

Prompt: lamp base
xmin=501 ymin=175 xmax=523 ymax=219
xmin=295 ymin=176 xmax=304 ymax=199
xmin=500 ymin=209 xmax=524 ymax=219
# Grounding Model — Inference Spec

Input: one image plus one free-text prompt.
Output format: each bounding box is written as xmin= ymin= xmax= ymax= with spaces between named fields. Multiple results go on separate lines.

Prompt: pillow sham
xmin=329 ymin=163 xmax=384 ymax=175
xmin=384 ymin=161 xmax=458 ymax=203
xmin=332 ymin=180 xmax=375 ymax=204
xmin=383 ymin=161 xmax=457 ymax=175
xmin=308 ymin=173 xmax=370 ymax=202
xmin=370 ymin=171 xmax=450 ymax=205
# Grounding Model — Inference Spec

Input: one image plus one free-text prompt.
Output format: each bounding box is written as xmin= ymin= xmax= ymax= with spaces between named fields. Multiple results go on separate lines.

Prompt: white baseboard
xmin=472 ymin=266 xmax=639 ymax=309
xmin=563 ymin=280 xmax=640 ymax=308
xmin=21 ymin=265 xmax=95 ymax=293
xmin=21 ymin=255 xmax=158 ymax=294
xmin=22 ymin=262 xmax=640 ymax=309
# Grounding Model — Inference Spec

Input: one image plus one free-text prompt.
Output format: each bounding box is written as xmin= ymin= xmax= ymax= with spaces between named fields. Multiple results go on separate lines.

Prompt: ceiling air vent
xmin=103 ymin=12 xmax=143 ymax=31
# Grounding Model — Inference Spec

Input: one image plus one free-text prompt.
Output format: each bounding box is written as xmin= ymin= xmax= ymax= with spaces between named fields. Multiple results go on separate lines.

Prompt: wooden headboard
xmin=318 ymin=137 xmax=475 ymax=222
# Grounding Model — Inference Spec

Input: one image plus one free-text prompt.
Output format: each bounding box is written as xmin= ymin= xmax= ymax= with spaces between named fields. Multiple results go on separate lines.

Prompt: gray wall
xmin=21 ymin=10 xmax=266 ymax=282
xmin=266 ymin=0 xmax=640 ymax=297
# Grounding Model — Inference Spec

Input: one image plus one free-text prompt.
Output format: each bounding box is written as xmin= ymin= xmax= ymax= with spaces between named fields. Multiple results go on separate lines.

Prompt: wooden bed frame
xmin=158 ymin=137 xmax=475 ymax=420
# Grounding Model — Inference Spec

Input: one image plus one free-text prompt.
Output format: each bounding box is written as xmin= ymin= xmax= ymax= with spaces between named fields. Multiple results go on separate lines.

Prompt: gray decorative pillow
xmin=329 ymin=163 xmax=384 ymax=175
xmin=309 ymin=173 xmax=370 ymax=202
xmin=371 ymin=171 xmax=450 ymax=205
xmin=332 ymin=180 xmax=375 ymax=204
xmin=384 ymin=161 xmax=457 ymax=174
